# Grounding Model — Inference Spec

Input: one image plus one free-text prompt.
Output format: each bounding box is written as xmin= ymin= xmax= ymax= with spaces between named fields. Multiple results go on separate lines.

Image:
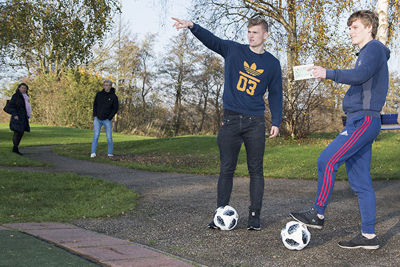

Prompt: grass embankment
xmin=0 ymin=169 xmax=138 ymax=224
xmin=0 ymin=123 xmax=140 ymax=223
xmin=55 ymin=128 xmax=400 ymax=180
xmin=1 ymin=122 xmax=399 ymax=180
xmin=0 ymin=123 xmax=148 ymax=166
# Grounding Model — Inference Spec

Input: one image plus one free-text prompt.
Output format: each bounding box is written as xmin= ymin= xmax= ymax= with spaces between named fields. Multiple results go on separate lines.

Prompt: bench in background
xmin=341 ymin=113 xmax=399 ymax=130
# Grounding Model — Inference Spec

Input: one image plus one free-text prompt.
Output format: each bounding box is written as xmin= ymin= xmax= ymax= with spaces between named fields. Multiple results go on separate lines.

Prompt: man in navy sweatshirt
xmin=173 ymin=17 xmax=283 ymax=230
xmin=290 ymin=10 xmax=390 ymax=249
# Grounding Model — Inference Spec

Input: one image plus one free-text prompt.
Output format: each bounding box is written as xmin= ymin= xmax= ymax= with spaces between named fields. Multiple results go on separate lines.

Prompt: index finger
xmin=171 ymin=17 xmax=182 ymax=23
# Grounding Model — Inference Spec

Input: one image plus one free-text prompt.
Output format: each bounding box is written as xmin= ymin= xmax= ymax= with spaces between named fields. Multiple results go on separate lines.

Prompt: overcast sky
xmin=119 ymin=0 xmax=191 ymax=52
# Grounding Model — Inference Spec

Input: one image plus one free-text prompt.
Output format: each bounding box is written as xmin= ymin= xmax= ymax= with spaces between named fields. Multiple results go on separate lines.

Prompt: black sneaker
xmin=12 ymin=147 xmax=23 ymax=156
xmin=338 ymin=233 xmax=380 ymax=249
xmin=207 ymin=220 xmax=219 ymax=229
xmin=290 ymin=207 xmax=324 ymax=229
xmin=247 ymin=210 xmax=261 ymax=231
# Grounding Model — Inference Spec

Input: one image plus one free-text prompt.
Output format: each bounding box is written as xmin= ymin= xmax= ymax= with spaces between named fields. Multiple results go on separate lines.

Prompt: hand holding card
xmin=293 ymin=64 xmax=314 ymax=81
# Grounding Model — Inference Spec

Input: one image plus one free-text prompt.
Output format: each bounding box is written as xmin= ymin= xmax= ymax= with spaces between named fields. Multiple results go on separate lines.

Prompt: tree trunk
xmin=173 ymin=82 xmax=183 ymax=136
xmin=285 ymin=0 xmax=298 ymax=137
xmin=199 ymin=83 xmax=209 ymax=133
xmin=376 ymin=0 xmax=389 ymax=45
xmin=214 ymin=84 xmax=222 ymax=134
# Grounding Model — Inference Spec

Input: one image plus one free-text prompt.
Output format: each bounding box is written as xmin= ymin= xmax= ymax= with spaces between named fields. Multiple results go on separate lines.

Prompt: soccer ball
xmin=281 ymin=221 xmax=311 ymax=250
xmin=213 ymin=205 xmax=239 ymax=231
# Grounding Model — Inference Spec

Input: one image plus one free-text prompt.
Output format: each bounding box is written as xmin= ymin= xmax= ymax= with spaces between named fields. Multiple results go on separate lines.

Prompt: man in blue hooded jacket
xmin=290 ymin=10 xmax=390 ymax=249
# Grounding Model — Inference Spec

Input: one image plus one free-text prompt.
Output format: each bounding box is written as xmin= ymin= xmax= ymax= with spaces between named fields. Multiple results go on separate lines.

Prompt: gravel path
xmin=8 ymin=146 xmax=400 ymax=266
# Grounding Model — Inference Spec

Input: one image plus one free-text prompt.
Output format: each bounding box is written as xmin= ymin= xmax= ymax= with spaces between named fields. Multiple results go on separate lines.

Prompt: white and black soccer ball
xmin=213 ymin=205 xmax=239 ymax=231
xmin=281 ymin=221 xmax=311 ymax=250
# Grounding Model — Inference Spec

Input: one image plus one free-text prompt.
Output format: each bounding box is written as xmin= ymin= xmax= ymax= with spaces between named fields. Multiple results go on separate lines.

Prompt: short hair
xmin=347 ymin=10 xmax=379 ymax=39
xmin=103 ymin=80 xmax=112 ymax=85
xmin=248 ymin=17 xmax=268 ymax=33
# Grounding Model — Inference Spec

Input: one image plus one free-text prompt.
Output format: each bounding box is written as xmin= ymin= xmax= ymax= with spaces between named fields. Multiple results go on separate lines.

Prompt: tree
xmin=159 ymin=31 xmax=200 ymax=136
xmin=190 ymin=52 xmax=224 ymax=134
xmin=0 ymin=0 xmax=120 ymax=76
xmin=137 ymin=34 xmax=157 ymax=112
xmin=376 ymin=0 xmax=389 ymax=45
xmin=375 ymin=0 xmax=400 ymax=45
xmin=24 ymin=68 xmax=101 ymax=128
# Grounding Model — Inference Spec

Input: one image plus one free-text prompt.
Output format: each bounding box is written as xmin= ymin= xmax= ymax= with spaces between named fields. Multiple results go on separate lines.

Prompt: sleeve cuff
xmin=189 ymin=23 xmax=198 ymax=32
xmin=325 ymin=69 xmax=335 ymax=80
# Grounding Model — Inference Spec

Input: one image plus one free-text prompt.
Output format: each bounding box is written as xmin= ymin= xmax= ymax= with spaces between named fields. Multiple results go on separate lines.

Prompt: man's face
xmin=248 ymin=25 xmax=268 ymax=48
xmin=104 ymin=82 xmax=112 ymax=92
xmin=349 ymin=19 xmax=372 ymax=46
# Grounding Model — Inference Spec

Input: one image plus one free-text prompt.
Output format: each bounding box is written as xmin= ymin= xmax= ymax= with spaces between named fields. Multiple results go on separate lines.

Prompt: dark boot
xmin=12 ymin=146 xmax=23 ymax=156
xmin=247 ymin=210 xmax=261 ymax=230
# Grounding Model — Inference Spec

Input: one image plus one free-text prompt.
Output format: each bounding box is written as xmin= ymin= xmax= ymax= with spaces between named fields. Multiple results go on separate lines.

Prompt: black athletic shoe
xmin=12 ymin=147 xmax=23 ymax=156
xmin=247 ymin=210 xmax=261 ymax=231
xmin=290 ymin=207 xmax=324 ymax=229
xmin=207 ymin=220 xmax=219 ymax=229
xmin=338 ymin=233 xmax=380 ymax=250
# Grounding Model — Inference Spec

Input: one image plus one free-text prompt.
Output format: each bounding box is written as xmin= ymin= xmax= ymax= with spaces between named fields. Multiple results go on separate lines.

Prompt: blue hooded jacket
xmin=326 ymin=39 xmax=391 ymax=120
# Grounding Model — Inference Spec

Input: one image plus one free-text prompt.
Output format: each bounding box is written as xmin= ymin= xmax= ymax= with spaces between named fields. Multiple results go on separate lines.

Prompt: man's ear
xmin=367 ymin=25 xmax=373 ymax=34
xmin=264 ymin=32 xmax=269 ymax=40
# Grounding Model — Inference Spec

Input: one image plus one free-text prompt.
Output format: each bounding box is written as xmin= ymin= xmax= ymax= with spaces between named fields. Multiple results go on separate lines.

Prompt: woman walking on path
xmin=90 ymin=80 xmax=119 ymax=158
xmin=3 ymin=83 xmax=31 ymax=155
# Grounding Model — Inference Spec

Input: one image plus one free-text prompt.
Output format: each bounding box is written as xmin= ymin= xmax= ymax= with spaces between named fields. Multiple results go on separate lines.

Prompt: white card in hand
xmin=293 ymin=64 xmax=314 ymax=80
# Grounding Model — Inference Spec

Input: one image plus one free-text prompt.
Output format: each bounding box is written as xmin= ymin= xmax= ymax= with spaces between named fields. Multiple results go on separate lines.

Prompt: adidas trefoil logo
xmin=244 ymin=61 xmax=264 ymax=77
xmin=340 ymin=130 xmax=348 ymax=136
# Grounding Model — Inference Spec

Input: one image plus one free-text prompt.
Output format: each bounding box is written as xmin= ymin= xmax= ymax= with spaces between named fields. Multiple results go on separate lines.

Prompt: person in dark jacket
xmin=91 ymin=80 xmax=119 ymax=158
xmin=4 ymin=83 xmax=32 ymax=155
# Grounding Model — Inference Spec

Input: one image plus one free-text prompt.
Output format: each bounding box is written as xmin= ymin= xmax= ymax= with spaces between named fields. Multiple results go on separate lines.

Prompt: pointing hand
xmin=172 ymin=17 xmax=194 ymax=30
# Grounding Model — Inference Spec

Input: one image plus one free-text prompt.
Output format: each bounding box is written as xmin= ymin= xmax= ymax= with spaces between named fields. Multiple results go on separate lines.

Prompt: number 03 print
xmin=237 ymin=71 xmax=260 ymax=96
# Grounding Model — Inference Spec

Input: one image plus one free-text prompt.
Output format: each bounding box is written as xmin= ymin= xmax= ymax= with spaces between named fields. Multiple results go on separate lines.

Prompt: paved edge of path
xmin=1 ymin=222 xmax=198 ymax=267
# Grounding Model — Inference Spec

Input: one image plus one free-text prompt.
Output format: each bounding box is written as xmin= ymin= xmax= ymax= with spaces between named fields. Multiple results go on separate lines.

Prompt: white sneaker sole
xmin=247 ymin=226 xmax=261 ymax=231
xmin=338 ymin=244 xmax=380 ymax=250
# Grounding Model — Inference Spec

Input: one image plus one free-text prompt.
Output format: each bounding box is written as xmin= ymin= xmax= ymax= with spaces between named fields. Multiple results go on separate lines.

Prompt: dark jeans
xmin=217 ymin=112 xmax=266 ymax=211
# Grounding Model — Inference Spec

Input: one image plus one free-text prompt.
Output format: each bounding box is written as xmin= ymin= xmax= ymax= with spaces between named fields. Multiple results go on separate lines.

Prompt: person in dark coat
xmin=4 ymin=83 xmax=31 ymax=155
xmin=90 ymin=80 xmax=119 ymax=158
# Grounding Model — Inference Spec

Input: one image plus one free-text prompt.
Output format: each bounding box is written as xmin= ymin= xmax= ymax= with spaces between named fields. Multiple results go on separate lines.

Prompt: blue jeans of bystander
xmin=91 ymin=117 xmax=113 ymax=155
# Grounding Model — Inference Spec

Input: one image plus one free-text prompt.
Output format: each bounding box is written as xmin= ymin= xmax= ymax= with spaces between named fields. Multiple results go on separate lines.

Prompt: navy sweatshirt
xmin=326 ymin=39 xmax=390 ymax=120
xmin=190 ymin=24 xmax=283 ymax=127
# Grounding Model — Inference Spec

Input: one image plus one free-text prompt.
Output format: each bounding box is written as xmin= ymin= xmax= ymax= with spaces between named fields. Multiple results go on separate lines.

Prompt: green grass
xmin=0 ymin=169 xmax=138 ymax=223
xmin=0 ymin=123 xmax=150 ymax=166
xmin=2 ymin=123 xmax=399 ymax=180
xmin=56 ymin=129 xmax=400 ymax=180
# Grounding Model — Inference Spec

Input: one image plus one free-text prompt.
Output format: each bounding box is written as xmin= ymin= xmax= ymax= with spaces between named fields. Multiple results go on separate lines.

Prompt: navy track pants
xmin=313 ymin=115 xmax=381 ymax=234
